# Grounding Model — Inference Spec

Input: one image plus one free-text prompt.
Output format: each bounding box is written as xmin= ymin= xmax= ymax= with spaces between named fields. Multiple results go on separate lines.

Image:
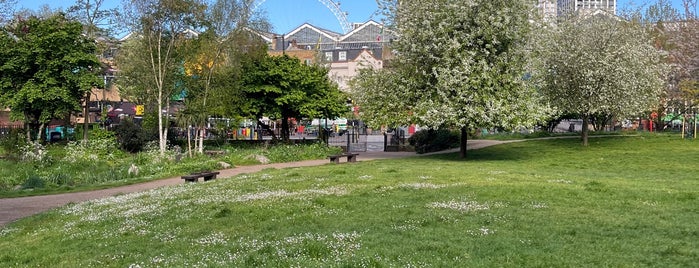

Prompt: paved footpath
xmin=0 ymin=140 xmax=507 ymax=226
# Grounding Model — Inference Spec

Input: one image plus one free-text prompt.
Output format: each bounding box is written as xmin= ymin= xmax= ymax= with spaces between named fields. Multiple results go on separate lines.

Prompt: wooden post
xmin=681 ymin=115 xmax=685 ymax=139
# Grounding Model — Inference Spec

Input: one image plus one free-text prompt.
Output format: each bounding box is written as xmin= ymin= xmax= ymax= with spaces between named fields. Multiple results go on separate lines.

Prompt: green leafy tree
xmin=67 ymin=0 xmax=120 ymax=141
xmin=183 ymin=0 xmax=269 ymax=153
xmin=358 ymin=0 xmax=547 ymax=158
xmin=241 ymin=54 xmax=347 ymax=142
xmin=533 ymin=14 xmax=668 ymax=145
xmin=0 ymin=13 xmax=102 ymax=142
xmin=121 ymin=0 xmax=206 ymax=155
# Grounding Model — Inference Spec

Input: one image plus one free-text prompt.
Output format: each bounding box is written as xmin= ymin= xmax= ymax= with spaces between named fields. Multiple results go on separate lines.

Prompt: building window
xmin=339 ymin=51 xmax=347 ymax=61
xmin=325 ymin=52 xmax=333 ymax=62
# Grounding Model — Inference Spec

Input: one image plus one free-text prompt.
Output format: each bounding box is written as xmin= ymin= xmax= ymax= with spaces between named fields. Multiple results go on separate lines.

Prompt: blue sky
xmin=16 ymin=0 xmax=690 ymax=35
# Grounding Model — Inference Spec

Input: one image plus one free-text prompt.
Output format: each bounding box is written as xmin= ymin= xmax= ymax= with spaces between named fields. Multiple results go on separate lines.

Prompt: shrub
xmin=19 ymin=141 xmax=51 ymax=165
xmin=264 ymin=142 xmax=341 ymax=162
xmin=114 ymin=119 xmax=147 ymax=153
xmin=408 ymin=129 xmax=459 ymax=154
xmin=63 ymin=137 xmax=123 ymax=163
xmin=90 ymin=127 xmax=116 ymax=141
xmin=21 ymin=175 xmax=45 ymax=189
xmin=0 ymin=127 xmax=26 ymax=157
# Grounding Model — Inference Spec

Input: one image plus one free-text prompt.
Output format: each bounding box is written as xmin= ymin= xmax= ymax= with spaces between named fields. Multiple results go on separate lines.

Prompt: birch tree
xmin=533 ymin=14 xmax=667 ymax=145
xmin=121 ymin=0 xmax=206 ymax=155
xmin=357 ymin=0 xmax=547 ymax=158
xmin=183 ymin=0 xmax=268 ymax=154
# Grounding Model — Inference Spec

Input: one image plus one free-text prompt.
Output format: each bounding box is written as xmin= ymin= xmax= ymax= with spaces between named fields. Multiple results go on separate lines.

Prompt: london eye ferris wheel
xmin=251 ymin=0 xmax=352 ymax=34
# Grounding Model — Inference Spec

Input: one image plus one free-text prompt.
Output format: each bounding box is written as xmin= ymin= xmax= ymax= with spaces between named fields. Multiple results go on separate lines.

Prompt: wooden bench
xmin=181 ymin=171 xmax=221 ymax=183
xmin=328 ymin=153 xmax=359 ymax=163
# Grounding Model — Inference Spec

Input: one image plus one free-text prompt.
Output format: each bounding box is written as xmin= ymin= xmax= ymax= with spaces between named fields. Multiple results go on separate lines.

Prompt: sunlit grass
xmin=0 ymin=135 xmax=697 ymax=267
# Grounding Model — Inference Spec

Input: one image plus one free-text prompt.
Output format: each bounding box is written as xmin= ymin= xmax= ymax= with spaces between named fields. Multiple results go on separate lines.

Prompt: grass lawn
xmin=0 ymin=135 xmax=697 ymax=267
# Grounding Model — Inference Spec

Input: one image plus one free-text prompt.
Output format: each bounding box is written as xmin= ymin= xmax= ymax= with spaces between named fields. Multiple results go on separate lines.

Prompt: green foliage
xmin=1 ymin=136 xmax=697 ymax=267
xmin=263 ymin=143 xmax=341 ymax=162
xmin=90 ymin=127 xmax=116 ymax=141
xmin=0 ymin=13 xmax=103 ymax=140
xmin=351 ymin=68 xmax=417 ymax=128
xmin=408 ymin=129 xmax=459 ymax=154
xmin=240 ymin=54 xmax=348 ymax=141
xmin=0 ymin=141 xmax=340 ymax=197
xmin=21 ymin=175 xmax=44 ymax=190
xmin=62 ymin=137 xmax=124 ymax=164
xmin=0 ymin=127 xmax=26 ymax=157
xmin=120 ymin=0 xmax=208 ymax=155
xmin=114 ymin=119 xmax=147 ymax=153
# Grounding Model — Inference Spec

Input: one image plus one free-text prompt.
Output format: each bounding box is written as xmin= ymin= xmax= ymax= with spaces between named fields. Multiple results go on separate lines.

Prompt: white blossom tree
xmin=533 ymin=14 xmax=668 ymax=145
xmin=354 ymin=0 xmax=547 ymax=158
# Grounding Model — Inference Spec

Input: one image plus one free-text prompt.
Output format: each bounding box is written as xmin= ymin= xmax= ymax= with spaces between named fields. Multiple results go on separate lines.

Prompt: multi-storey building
xmin=260 ymin=20 xmax=394 ymax=91
xmin=537 ymin=0 xmax=558 ymax=22
xmin=557 ymin=0 xmax=616 ymax=17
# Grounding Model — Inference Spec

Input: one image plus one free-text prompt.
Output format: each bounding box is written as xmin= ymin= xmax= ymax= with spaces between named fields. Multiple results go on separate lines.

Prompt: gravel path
xmin=0 ymin=139 xmax=507 ymax=226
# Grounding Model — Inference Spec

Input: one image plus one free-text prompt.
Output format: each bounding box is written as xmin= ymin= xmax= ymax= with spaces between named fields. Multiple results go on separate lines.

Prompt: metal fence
xmin=0 ymin=125 xmax=23 ymax=139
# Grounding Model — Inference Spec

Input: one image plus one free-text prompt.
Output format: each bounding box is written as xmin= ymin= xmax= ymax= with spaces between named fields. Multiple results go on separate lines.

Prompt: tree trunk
xmin=582 ymin=115 xmax=590 ymax=146
xmin=281 ymin=116 xmax=290 ymax=142
xmin=198 ymin=126 xmax=204 ymax=154
xmin=187 ymin=126 xmax=193 ymax=158
xmin=83 ymin=91 xmax=90 ymax=142
xmin=158 ymin=97 xmax=165 ymax=155
xmin=37 ymin=122 xmax=46 ymax=143
xmin=163 ymin=98 xmax=171 ymax=152
xmin=24 ymin=121 xmax=31 ymax=143
xmin=460 ymin=126 xmax=468 ymax=158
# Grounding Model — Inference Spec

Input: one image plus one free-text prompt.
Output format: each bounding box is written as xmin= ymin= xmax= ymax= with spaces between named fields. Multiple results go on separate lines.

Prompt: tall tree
xmin=625 ymin=0 xmax=697 ymax=130
xmin=0 ymin=13 xmax=103 ymax=142
xmin=183 ymin=0 xmax=269 ymax=153
xmin=67 ymin=0 xmax=119 ymax=38
xmin=672 ymin=1 xmax=699 ymax=111
xmin=240 ymin=54 xmax=347 ymax=142
xmin=533 ymin=14 xmax=667 ymax=145
xmin=121 ymin=0 xmax=206 ymax=155
xmin=67 ymin=0 xmax=120 ymax=141
xmin=360 ymin=0 xmax=546 ymax=158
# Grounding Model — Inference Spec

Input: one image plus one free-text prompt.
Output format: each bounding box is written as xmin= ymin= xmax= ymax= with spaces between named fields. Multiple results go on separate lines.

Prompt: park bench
xmin=328 ymin=153 xmax=359 ymax=163
xmin=181 ymin=171 xmax=220 ymax=183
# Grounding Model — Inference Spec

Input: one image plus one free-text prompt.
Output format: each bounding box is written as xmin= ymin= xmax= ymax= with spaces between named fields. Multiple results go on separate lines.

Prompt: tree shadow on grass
xmin=422 ymin=138 xmax=586 ymax=162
